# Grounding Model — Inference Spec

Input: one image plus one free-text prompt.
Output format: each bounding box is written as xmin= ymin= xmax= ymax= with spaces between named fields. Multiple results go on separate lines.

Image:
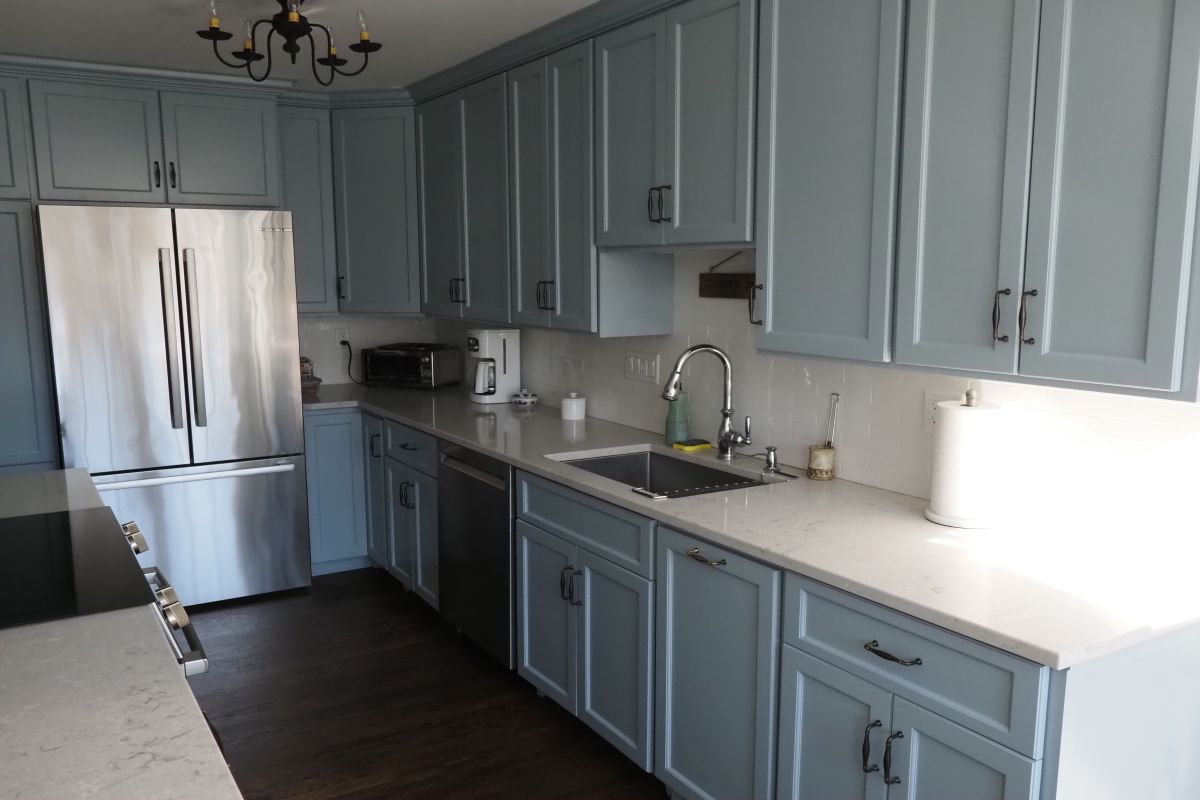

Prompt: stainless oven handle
xmin=143 ymin=566 xmax=209 ymax=676
xmin=439 ymin=453 xmax=508 ymax=491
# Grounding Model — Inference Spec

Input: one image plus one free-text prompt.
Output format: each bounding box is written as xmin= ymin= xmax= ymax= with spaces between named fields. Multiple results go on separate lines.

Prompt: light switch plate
xmin=624 ymin=350 xmax=660 ymax=384
xmin=924 ymin=390 xmax=964 ymax=433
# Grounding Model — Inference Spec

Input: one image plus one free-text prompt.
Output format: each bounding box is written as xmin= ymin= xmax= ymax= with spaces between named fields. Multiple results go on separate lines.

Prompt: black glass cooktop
xmin=0 ymin=506 xmax=154 ymax=631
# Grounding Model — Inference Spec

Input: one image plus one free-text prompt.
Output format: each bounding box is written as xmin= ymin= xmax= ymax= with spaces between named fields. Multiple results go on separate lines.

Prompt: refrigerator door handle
xmin=96 ymin=462 xmax=296 ymax=492
xmin=182 ymin=248 xmax=208 ymax=428
xmin=157 ymin=248 xmax=185 ymax=430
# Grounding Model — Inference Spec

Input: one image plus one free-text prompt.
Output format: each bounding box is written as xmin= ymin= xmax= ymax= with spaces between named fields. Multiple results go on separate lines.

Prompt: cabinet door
xmin=0 ymin=202 xmax=56 ymax=469
xmin=409 ymin=467 xmax=439 ymax=609
xmin=516 ymin=520 xmax=578 ymax=715
xmin=889 ymin=698 xmax=1039 ymax=800
xmin=1019 ymin=0 xmax=1200 ymax=390
xmin=333 ymin=107 xmax=421 ymax=313
xmin=28 ymin=80 xmax=165 ymax=202
xmin=595 ymin=14 xmax=667 ymax=247
xmin=418 ymin=95 xmax=465 ymax=318
xmin=304 ymin=411 xmax=368 ymax=567
xmin=656 ymin=527 xmax=780 ymax=800
xmin=755 ymin=0 xmax=903 ymax=362
xmin=280 ymin=105 xmax=338 ymax=312
xmin=363 ymin=414 xmax=387 ymax=566
xmin=384 ymin=458 xmax=415 ymax=585
xmin=508 ymin=59 xmax=552 ymax=328
xmin=664 ymin=0 xmax=755 ymax=244
xmin=576 ymin=549 xmax=653 ymax=771
xmin=0 ymin=78 xmax=30 ymax=199
xmin=777 ymin=646 xmax=891 ymax=800
xmin=893 ymin=0 xmax=1038 ymax=373
xmin=160 ymin=92 xmax=280 ymax=206
xmin=459 ymin=76 xmax=512 ymax=324
xmin=548 ymin=41 xmax=598 ymax=332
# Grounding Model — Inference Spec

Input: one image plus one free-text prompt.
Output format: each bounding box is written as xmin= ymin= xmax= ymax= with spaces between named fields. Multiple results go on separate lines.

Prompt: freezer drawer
xmin=95 ymin=457 xmax=310 ymax=605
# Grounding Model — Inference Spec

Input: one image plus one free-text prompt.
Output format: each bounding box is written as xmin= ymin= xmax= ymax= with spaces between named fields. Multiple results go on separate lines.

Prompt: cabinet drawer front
xmin=384 ymin=420 xmax=437 ymax=474
xmin=783 ymin=573 xmax=1047 ymax=757
xmin=516 ymin=472 xmax=654 ymax=577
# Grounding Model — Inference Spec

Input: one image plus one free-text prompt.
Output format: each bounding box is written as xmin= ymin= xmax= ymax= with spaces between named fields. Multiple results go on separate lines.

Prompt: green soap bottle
xmin=665 ymin=388 xmax=689 ymax=445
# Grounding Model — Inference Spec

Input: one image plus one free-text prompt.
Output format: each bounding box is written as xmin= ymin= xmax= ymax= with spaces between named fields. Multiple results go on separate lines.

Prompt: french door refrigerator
xmin=39 ymin=205 xmax=309 ymax=605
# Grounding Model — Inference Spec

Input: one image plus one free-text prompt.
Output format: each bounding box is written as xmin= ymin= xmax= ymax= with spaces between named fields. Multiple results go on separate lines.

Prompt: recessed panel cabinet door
xmin=385 ymin=459 xmax=415 ymax=585
xmin=755 ymin=0 xmax=903 ymax=362
xmin=893 ymin=0 xmax=1038 ymax=373
xmin=0 ymin=78 xmax=30 ymax=199
xmin=418 ymin=95 xmax=465 ymax=318
xmin=160 ymin=92 xmax=280 ymax=206
xmin=28 ymin=81 xmax=165 ymax=202
xmin=516 ymin=520 xmax=578 ymax=715
xmin=280 ymin=105 xmax=338 ymax=312
xmin=508 ymin=59 xmax=552 ymax=328
xmin=596 ymin=14 xmax=667 ymax=247
xmin=409 ymin=466 xmax=439 ymax=609
xmin=304 ymin=411 xmax=367 ymax=566
xmin=1019 ymin=0 xmax=1200 ymax=390
xmin=460 ymin=75 xmax=512 ymax=324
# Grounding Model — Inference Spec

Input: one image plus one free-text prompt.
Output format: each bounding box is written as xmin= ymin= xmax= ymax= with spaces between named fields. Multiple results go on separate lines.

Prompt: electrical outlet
xmin=623 ymin=350 xmax=660 ymax=384
xmin=334 ymin=327 xmax=350 ymax=346
xmin=923 ymin=390 xmax=964 ymax=433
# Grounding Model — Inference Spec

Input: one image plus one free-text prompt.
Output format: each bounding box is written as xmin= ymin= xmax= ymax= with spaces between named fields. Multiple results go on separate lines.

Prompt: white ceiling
xmin=0 ymin=0 xmax=605 ymax=90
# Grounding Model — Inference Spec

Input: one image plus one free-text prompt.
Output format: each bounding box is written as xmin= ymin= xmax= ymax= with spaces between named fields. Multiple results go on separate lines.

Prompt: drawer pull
xmin=686 ymin=547 xmax=726 ymax=567
xmin=864 ymin=640 xmax=923 ymax=667
xmin=861 ymin=720 xmax=881 ymax=773
xmin=398 ymin=443 xmax=419 ymax=451
xmin=883 ymin=731 xmax=904 ymax=785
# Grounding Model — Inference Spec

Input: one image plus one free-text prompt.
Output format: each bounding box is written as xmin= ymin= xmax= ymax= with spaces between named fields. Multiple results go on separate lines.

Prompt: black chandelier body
xmin=198 ymin=0 xmax=382 ymax=86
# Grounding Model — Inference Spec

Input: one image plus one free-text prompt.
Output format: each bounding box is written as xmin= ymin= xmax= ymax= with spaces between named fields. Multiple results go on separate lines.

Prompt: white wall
xmin=299 ymin=313 xmax=437 ymax=385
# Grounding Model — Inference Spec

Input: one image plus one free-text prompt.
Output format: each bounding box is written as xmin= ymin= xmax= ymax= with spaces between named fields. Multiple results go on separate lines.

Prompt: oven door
xmin=366 ymin=350 xmax=426 ymax=386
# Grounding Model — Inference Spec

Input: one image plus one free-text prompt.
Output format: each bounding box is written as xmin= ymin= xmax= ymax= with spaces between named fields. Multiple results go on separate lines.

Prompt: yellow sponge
xmin=671 ymin=439 xmax=713 ymax=453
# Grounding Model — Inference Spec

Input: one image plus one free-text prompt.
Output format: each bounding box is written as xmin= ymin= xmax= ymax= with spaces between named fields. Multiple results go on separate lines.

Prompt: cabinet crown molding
xmin=0 ymin=52 xmax=292 ymax=96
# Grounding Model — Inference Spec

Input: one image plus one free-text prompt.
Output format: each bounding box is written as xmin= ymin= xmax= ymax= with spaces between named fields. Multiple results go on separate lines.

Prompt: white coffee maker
xmin=467 ymin=329 xmax=520 ymax=405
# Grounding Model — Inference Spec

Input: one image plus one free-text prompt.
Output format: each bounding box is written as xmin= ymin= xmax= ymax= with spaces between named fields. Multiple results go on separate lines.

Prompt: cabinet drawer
xmin=516 ymin=472 xmax=654 ymax=577
xmin=783 ymin=573 xmax=1048 ymax=757
xmin=384 ymin=420 xmax=437 ymax=475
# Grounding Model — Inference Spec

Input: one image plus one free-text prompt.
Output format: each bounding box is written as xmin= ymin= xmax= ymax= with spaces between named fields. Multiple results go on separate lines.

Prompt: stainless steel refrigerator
xmin=39 ymin=205 xmax=309 ymax=605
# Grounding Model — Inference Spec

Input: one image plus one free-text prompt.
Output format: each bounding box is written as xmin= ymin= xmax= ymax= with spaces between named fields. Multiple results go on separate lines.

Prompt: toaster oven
xmin=361 ymin=343 xmax=462 ymax=389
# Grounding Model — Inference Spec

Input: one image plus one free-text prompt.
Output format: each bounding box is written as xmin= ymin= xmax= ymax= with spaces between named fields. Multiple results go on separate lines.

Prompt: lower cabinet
xmin=363 ymin=413 xmax=387 ymax=565
xmin=303 ymin=410 xmax=368 ymax=573
xmin=517 ymin=518 xmax=654 ymax=770
xmin=384 ymin=456 xmax=439 ymax=608
xmin=655 ymin=527 xmax=781 ymax=800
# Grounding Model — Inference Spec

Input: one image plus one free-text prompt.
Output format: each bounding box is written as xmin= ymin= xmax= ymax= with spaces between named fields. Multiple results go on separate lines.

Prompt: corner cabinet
xmin=280 ymin=104 xmax=338 ymax=312
xmin=595 ymin=0 xmax=756 ymax=247
xmin=303 ymin=409 xmax=368 ymax=574
xmin=754 ymin=0 xmax=903 ymax=363
xmin=0 ymin=77 xmax=30 ymax=199
xmin=331 ymin=106 xmax=421 ymax=313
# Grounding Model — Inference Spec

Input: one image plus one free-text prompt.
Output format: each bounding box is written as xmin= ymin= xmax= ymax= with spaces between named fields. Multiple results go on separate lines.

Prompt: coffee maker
xmin=467 ymin=329 xmax=520 ymax=405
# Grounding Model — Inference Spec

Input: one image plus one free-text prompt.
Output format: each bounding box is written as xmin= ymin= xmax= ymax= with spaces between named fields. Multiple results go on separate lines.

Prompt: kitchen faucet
xmin=661 ymin=344 xmax=751 ymax=461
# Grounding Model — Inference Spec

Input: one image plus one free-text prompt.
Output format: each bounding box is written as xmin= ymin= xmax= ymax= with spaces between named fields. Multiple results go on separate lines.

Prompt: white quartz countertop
xmin=0 ymin=605 xmax=241 ymax=800
xmin=307 ymin=384 xmax=1200 ymax=670
xmin=0 ymin=467 xmax=104 ymax=519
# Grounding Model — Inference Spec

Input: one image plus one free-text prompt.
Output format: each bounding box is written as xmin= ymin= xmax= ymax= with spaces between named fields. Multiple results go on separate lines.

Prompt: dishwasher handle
xmin=439 ymin=452 xmax=508 ymax=491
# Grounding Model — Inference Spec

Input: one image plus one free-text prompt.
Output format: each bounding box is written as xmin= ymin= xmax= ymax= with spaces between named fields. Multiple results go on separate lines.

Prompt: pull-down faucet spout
xmin=662 ymin=344 xmax=751 ymax=461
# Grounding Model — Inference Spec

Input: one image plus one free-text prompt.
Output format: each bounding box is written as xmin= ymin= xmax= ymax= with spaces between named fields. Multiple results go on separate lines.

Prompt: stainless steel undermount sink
xmin=558 ymin=448 xmax=774 ymax=499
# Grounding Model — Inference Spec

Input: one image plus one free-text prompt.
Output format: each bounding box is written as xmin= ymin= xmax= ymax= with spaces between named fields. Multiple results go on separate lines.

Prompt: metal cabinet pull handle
xmin=567 ymin=569 xmax=583 ymax=606
xmin=451 ymin=277 xmax=466 ymax=304
xmin=864 ymin=640 xmax=923 ymax=666
xmin=749 ymin=283 xmax=764 ymax=326
xmin=647 ymin=186 xmax=658 ymax=223
xmin=169 ymin=161 xmax=178 ymax=189
xmin=1019 ymin=289 xmax=1038 ymax=344
xmin=883 ymin=731 xmax=904 ymax=785
xmin=399 ymin=480 xmax=415 ymax=509
xmin=369 ymin=433 xmax=381 ymax=458
xmin=535 ymin=281 xmax=544 ymax=310
xmin=992 ymin=288 xmax=1012 ymax=342
xmin=337 ymin=275 xmax=347 ymax=300
xmin=861 ymin=720 xmax=882 ymax=773
xmin=153 ymin=161 xmax=162 ymax=188
xmin=398 ymin=443 xmax=419 ymax=451
xmin=658 ymin=184 xmax=672 ymax=223
xmin=449 ymin=278 xmax=457 ymax=302
xmin=686 ymin=547 xmax=727 ymax=566
xmin=543 ymin=280 xmax=555 ymax=311
xmin=559 ymin=565 xmax=572 ymax=600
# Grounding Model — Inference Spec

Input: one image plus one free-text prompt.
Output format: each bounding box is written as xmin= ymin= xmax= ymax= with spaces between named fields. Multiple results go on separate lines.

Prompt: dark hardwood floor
xmin=189 ymin=569 xmax=665 ymax=800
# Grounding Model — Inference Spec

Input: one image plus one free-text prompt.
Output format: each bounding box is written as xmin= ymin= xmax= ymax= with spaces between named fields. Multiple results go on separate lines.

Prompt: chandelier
xmin=198 ymin=1 xmax=382 ymax=86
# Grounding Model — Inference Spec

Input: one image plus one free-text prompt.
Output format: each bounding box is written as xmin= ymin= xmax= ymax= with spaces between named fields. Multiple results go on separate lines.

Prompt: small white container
xmin=560 ymin=392 xmax=587 ymax=421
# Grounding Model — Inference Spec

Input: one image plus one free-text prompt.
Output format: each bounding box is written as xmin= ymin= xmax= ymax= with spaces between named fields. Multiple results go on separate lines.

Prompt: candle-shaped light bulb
xmin=287 ymin=0 xmax=300 ymax=22
xmin=243 ymin=18 xmax=254 ymax=51
xmin=357 ymin=9 xmax=370 ymax=40
xmin=327 ymin=26 xmax=337 ymax=56
xmin=208 ymin=0 xmax=220 ymax=29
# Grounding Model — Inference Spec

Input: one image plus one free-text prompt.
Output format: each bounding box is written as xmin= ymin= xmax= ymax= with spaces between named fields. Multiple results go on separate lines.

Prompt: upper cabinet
xmin=754 ymin=0 xmax=904 ymax=362
xmin=0 ymin=77 xmax=30 ymax=199
xmin=28 ymin=80 xmax=279 ymax=206
xmin=331 ymin=106 xmax=421 ymax=313
xmin=280 ymin=104 xmax=338 ymax=313
xmin=595 ymin=0 xmax=756 ymax=247
xmin=417 ymin=76 xmax=512 ymax=324
xmin=509 ymin=42 xmax=598 ymax=332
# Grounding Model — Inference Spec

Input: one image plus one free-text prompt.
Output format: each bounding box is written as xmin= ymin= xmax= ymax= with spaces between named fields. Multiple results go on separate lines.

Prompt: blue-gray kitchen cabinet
xmin=516 ymin=519 xmax=579 ymax=713
xmin=459 ymin=75 xmax=512 ymax=324
xmin=304 ymin=410 xmax=368 ymax=574
xmin=0 ymin=77 xmax=30 ymax=199
xmin=1018 ymin=0 xmax=1200 ymax=391
xmin=280 ymin=104 xmax=338 ymax=313
xmin=384 ymin=458 xmax=414 ymax=586
xmin=417 ymin=92 xmax=464 ymax=318
xmin=0 ymin=201 xmax=56 ymax=470
xmin=363 ymin=413 xmax=387 ymax=566
xmin=892 ymin=0 xmax=1039 ymax=374
xmin=508 ymin=42 xmax=597 ymax=332
xmin=655 ymin=526 xmax=780 ymax=800
xmin=28 ymin=80 xmax=165 ymax=203
xmin=385 ymin=457 xmax=438 ymax=608
xmin=754 ymin=0 xmax=903 ymax=362
xmin=332 ymin=106 xmax=421 ymax=313
xmin=159 ymin=92 xmax=279 ymax=206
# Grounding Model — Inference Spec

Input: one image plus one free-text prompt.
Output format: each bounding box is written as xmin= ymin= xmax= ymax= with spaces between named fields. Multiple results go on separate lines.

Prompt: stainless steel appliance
xmin=467 ymin=328 xmax=520 ymax=404
xmin=362 ymin=342 xmax=462 ymax=389
xmin=438 ymin=443 xmax=514 ymax=667
xmin=39 ymin=205 xmax=309 ymax=606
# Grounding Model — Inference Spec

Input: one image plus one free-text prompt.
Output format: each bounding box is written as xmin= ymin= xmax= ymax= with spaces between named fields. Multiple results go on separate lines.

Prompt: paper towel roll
xmin=926 ymin=400 xmax=1013 ymax=529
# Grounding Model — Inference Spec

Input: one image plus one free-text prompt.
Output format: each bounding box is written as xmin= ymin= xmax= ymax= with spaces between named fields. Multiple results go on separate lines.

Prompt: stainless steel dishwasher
xmin=437 ymin=443 xmax=514 ymax=668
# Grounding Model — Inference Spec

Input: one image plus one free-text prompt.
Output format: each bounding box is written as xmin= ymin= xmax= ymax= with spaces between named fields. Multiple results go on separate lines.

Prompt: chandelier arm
xmin=244 ymin=28 xmax=277 ymax=82
xmin=306 ymin=33 xmax=336 ymax=87
xmin=333 ymin=50 xmax=370 ymax=77
xmin=211 ymin=38 xmax=248 ymax=69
